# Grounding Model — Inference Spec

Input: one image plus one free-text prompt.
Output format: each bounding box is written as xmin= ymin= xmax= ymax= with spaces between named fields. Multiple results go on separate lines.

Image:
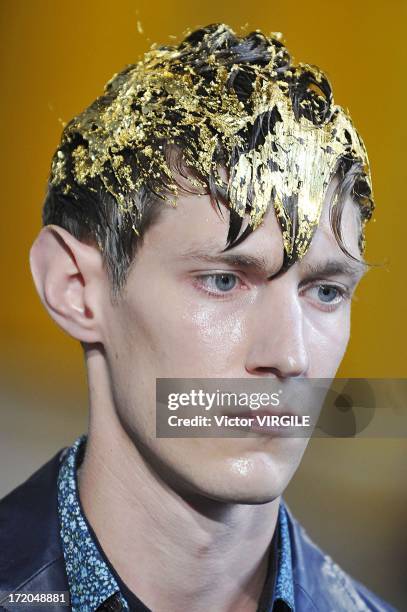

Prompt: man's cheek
xmin=308 ymin=329 xmax=349 ymax=375
xmin=189 ymin=305 xmax=247 ymax=344
xmin=182 ymin=309 xmax=248 ymax=372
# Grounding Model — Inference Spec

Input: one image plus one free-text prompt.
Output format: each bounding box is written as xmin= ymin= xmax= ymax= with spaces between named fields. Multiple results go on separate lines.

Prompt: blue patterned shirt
xmin=57 ymin=435 xmax=295 ymax=611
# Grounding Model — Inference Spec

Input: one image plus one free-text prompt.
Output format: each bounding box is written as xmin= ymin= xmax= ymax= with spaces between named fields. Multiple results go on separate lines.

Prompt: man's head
xmin=30 ymin=24 xmax=374 ymax=503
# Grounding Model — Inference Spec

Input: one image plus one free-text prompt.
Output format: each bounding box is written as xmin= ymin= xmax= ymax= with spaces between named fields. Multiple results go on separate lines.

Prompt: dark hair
xmin=42 ymin=23 xmax=374 ymax=299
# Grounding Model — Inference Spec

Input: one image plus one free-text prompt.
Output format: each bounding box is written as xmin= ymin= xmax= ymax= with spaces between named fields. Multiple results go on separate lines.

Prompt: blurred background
xmin=1 ymin=0 xmax=406 ymax=608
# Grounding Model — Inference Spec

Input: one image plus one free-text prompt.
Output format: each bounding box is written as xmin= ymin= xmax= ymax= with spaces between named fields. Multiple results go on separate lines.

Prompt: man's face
xmin=100 ymin=180 xmax=365 ymax=503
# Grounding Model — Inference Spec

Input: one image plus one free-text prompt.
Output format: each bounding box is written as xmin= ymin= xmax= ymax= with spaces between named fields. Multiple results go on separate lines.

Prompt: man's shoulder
xmin=282 ymin=501 xmax=397 ymax=611
xmin=0 ymin=449 xmax=69 ymax=609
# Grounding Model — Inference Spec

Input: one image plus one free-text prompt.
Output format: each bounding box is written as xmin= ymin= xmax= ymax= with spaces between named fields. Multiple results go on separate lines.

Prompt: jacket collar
xmin=0 ymin=448 xmax=69 ymax=605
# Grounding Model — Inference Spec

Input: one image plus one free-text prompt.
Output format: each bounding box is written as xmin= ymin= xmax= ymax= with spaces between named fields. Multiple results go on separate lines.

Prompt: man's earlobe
xmin=29 ymin=225 xmax=106 ymax=343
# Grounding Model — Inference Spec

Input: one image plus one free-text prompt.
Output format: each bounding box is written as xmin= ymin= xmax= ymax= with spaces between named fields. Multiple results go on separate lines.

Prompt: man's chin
xmin=206 ymin=490 xmax=281 ymax=506
xmin=182 ymin=476 xmax=285 ymax=506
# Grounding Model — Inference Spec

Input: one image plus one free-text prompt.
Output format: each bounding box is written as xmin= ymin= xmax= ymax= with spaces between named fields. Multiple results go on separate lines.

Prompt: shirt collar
xmin=58 ymin=435 xmax=128 ymax=611
xmin=58 ymin=435 xmax=294 ymax=611
xmin=274 ymin=501 xmax=295 ymax=609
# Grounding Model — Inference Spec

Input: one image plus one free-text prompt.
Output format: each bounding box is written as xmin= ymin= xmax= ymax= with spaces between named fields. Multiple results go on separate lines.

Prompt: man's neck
xmin=78 ymin=418 xmax=280 ymax=612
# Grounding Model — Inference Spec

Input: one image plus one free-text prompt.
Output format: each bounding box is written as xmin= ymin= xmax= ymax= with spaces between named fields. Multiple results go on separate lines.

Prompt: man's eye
xmin=305 ymin=283 xmax=350 ymax=309
xmin=317 ymin=285 xmax=341 ymax=303
xmin=196 ymin=273 xmax=241 ymax=296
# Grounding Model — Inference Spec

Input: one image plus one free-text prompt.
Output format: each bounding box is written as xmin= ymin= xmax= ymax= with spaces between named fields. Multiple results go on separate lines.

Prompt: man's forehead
xmin=162 ymin=175 xmax=358 ymax=245
xmin=162 ymin=189 xmax=366 ymax=280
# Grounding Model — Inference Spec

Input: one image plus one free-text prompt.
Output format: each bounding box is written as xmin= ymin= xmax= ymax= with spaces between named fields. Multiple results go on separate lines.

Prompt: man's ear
xmin=29 ymin=224 xmax=107 ymax=343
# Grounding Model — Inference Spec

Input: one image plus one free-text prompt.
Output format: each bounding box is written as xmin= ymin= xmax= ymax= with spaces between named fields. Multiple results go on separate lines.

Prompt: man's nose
xmin=245 ymin=283 xmax=309 ymax=378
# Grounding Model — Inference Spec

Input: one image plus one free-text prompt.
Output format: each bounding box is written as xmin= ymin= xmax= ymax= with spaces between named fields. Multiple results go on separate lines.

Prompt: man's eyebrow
xmin=176 ymin=246 xmax=270 ymax=271
xmin=177 ymin=246 xmax=368 ymax=282
xmin=299 ymin=259 xmax=368 ymax=283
